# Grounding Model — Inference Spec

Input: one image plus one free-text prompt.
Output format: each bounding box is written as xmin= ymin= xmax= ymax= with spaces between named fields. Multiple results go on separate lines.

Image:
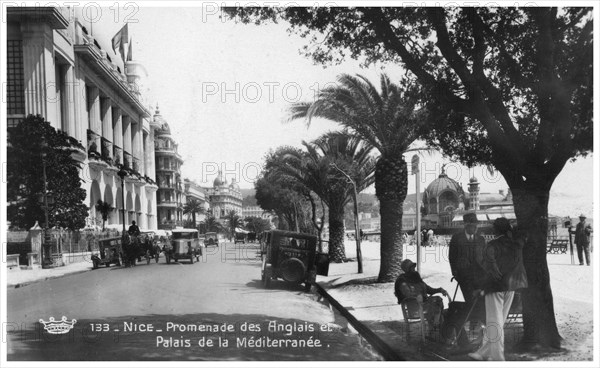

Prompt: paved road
xmin=6 ymin=242 xmax=380 ymax=361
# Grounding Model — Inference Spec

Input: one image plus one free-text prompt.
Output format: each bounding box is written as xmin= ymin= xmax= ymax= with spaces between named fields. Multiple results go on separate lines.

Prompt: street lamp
xmin=38 ymin=138 xmax=56 ymax=266
xmin=117 ymin=167 xmax=128 ymax=234
xmin=330 ymin=162 xmax=363 ymax=274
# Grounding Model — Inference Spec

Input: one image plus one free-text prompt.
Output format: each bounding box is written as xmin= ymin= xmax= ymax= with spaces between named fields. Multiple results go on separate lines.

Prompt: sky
xmin=84 ymin=5 xmax=594 ymax=217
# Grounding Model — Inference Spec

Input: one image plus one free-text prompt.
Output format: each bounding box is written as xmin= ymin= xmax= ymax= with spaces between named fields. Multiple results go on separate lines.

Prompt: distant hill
xmin=241 ymin=188 xmax=257 ymax=206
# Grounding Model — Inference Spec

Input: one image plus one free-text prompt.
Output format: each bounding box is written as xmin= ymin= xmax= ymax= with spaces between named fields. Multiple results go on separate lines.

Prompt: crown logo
xmin=39 ymin=316 xmax=77 ymax=334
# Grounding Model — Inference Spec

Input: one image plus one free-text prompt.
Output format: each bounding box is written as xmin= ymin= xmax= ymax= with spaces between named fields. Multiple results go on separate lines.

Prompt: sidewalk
xmin=6 ymin=261 xmax=93 ymax=288
xmin=316 ymin=241 xmax=594 ymax=361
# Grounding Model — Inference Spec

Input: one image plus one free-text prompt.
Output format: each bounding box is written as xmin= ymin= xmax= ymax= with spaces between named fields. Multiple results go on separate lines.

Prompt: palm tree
xmin=199 ymin=214 xmax=222 ymax=234
xmin=274 ymin=131 xmax=376 ymax=262
xmin=225 ymin=210 xmax=243 ymax=241
xmin=183 ymin=199 xmax=205 ymax=226
xmin=288 ymin=74 xmax=425 ymax=282
xmin=95 ymin=200 xmax=114 ymax=231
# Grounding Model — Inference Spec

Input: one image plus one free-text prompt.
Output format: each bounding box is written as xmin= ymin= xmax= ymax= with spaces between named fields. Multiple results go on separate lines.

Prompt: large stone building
xmin=6 ymin=7 xmax=158 ymax=229
xmin=152 ymin=106 xmax=185 ymax=229
xmin=205 ymin=171 xmax=243 ymax=220
xmin=184 ymin=179 xmax=209 ymax=226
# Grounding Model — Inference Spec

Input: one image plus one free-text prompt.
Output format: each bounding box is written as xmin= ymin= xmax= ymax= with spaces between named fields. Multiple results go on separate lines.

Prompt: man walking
xmin=573 ymin=214 xmax=593 ymax=266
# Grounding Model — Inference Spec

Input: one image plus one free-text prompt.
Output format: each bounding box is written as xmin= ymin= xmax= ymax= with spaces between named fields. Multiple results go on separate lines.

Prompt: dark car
xmin=91 ymin=237 xmax=122 ymax=269
xmin=204 ymin=232 xmax=219 ymax=247
xmin=260 ymin=230 xmax=329 ymax=291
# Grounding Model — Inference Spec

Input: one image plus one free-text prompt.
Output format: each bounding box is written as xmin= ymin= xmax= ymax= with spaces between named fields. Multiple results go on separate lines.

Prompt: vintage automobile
xmin=260 ymin=230 xmax=329 ymax=291
xmin=234 ymin=232 xmax=246 ymax=244
xmin=204 ymin=232 xmax=219 ymax=247
xmin=164 ymin=228 xmax=202 ymax=264
xmin=91 ymin=237 xmax=122 ymax=269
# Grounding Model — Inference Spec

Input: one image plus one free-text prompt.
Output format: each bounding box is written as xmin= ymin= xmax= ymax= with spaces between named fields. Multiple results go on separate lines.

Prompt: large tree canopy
xmin=8 ymin=115 xmax=89 ymax=230
xmin=227 ymin=6 xmax=593 ymax=350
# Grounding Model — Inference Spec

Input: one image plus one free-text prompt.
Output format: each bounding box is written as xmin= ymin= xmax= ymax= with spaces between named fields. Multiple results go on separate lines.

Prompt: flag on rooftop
xmin=111 ymin=24 xmax=128 ymax=63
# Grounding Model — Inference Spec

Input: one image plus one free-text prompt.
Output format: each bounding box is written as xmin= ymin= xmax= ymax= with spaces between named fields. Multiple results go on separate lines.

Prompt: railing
xmin=123 ymin=151 xmax=132 ymax=169
xmin=101 ymin=137 xmax=112 ymax=164
xmin=87 ymin=129 xmax=100 ymax=158
xmin=113 ymin=145 xmax=122 ymax=166
xmin=133 ymin=157 xmax=140 ymax=173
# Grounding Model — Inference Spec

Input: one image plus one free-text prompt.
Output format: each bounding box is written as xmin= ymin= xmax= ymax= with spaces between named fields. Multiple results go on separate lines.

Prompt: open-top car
xmin=260 ymin=230 xmax=329 ymax=291
xmin=164 ymin=228 xmax=202 ymax=264
xmin=91 ymin=237 xmax=122 ymax=269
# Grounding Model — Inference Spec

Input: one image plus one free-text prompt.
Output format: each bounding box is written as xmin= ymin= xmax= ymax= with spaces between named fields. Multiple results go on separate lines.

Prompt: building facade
xmin=6 ymin=7 xmax=158 ymax=229
xmin=152 ymin=107 xmax=185 ymax=229
xmin=184 ymin=179 xmax=209 ymax=226
xmin=205 ymin=171 xmax=243 ymax=219
xmin=242 ymin=206 xmax=273 ymax=221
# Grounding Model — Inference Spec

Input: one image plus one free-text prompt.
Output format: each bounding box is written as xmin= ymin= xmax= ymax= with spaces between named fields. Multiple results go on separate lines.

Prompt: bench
xmin=546 ymin=239 xmax=569 ymax=254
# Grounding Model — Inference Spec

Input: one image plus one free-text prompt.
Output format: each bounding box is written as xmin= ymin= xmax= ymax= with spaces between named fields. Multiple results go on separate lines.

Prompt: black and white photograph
xmin=1 ymin=1 xmax=598 ymax=365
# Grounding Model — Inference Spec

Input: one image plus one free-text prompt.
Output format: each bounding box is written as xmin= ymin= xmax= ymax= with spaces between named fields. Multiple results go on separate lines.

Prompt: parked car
xmin=164 ymin=228 xmax=202 ymax=264
xmin=260 ymin=230 xmax=329 ymax=291
xmin=204 ymin=232 xmax=219 ymax=247
xmin=234 ymin=232 xmax=246 ymax=244
xmin=91 ymin=237 xmax=122 ymax=269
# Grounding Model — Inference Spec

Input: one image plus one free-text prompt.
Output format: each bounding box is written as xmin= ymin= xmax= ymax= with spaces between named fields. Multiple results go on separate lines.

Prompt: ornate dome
xmin=424 ymin=171 xmax=464 ymax=200
xmin=213 ymin=171 xmax=227 ymax=188
xmin=229 ymin=179 xmax=240 ymax=191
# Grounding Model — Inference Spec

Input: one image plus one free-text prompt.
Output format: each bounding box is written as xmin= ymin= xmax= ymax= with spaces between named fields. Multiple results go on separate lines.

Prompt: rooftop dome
xmin=229 ymin=179 xmax=240 ymax=191
xmin=424 ymin=170 xmax=464 ymax=200
xmin=213 ymin=171 xmax=227 ymax=188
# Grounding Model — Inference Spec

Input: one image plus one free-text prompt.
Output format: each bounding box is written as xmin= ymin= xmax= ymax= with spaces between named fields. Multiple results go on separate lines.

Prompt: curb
xmin=314 ymin=282 xmax=404 ymax=361
xmin=8 ymin=267 xmax=92 ymax=289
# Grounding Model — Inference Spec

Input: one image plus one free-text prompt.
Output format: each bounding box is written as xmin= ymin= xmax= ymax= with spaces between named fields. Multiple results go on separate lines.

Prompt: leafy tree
xmin=244 ymin=216 xmax=272 ymax=234
xmin=227 ymin=6 xmax=593 ymax=349
xmin=289 ymin=73 xmax=425 ymax=281
xmin=272 ymin=131 xmax=376 ymax=262
xmin=7 ymin=115 xmax=88 ymax=230
xmin=183 ymin=199 xmax=205 ymax=226
xmin=95 ymin=200 xmax=114 ymax=231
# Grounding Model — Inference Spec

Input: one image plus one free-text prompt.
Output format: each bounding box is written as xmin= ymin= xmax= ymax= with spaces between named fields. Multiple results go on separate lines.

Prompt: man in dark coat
xmin=449 ymin=212 xmax=487 ymax=303
xmin=573 ymin=214 xmax=593 ymax=266
xmin=445 ymin=212 xmax=487 ymax=347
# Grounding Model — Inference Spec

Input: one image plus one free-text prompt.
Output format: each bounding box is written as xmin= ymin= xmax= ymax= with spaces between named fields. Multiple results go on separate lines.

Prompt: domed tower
xmin=422 ymin=167 xmax=465 ymax=215
xmin=468 ymin=176 xmax=481 ymax=211
xmin=213 ymin=170 xmax=226 ymax=188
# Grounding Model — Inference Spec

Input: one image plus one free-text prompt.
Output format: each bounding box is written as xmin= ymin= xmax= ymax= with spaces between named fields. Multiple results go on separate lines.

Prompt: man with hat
xmin=446 ymin=211 xmax=487 ymax=346
xmin=449 ymin=212 xmax=487 ymax=302
xmin=394 ymin=259 xmax=448 ymax=328
xmin=573 ymin=214 xmax=593 ymax=266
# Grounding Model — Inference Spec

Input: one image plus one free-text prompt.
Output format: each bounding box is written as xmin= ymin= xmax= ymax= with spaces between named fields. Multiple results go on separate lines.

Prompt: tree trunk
xmin=328 ymin=209 xmax=346 ymax=263
xmin=375 ymin=155 xmax=407 ymax=282
xmin=511 ymin=183 xmax=561 ymax=349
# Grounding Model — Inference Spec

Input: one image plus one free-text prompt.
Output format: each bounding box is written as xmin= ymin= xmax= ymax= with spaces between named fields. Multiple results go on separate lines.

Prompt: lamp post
xmin=117 ymin=168 xmax=128 ymax=234
xmin=38 ymin=138 xmax=55 ymax=266
xmin=330 ymin=162 xmax=363 ymax=274
xmin=412 ymin=154 xmax=421 ymax=273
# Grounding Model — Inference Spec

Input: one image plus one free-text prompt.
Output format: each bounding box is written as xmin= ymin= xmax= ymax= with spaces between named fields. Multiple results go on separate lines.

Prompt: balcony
xmin=87 ymin=129 xmax=107 ymax=171
xmin=101 ymin=137 xmax=117 ymax=172
xmin=113 ymin=145 xmax=122 ymax=166
xmin=123 ymin=151 xmax=132 ymax=170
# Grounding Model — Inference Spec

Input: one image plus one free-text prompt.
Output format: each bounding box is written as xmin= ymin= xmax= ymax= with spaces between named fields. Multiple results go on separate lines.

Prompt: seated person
xmin=394 ymin=259 xmax=448 ymax=327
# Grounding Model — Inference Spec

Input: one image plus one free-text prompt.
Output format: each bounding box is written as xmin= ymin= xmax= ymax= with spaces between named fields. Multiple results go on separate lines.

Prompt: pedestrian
xmin=446 ymin=212 xmax=487 ymax=346
xmin=468 ymin=217 xmax=528 ymax=361
xmin=427 ymin=228 xmax=435 ymax=245
xmin=128 ymin=220 xmax=140 ymax=237
xmin=572 ymin=214 xmax=593 ymax=266
xmin=394 ymin=259 xmax=448 ymax=333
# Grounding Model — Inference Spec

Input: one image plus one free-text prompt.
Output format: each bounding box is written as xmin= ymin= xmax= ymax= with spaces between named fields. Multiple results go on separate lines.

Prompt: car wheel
xmin=93 ymin=260 xmax=99 ymax=269
xmin=166 ymin=254 xmax=171 ymax=264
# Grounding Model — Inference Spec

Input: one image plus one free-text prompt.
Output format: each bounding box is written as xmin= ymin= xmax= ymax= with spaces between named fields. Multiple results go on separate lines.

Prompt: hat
xmin=579 ymin=214 xmax=587 ymax=219
xmin=463 ymin=212 xmax=479 ymax=224
xmin=400 ymin=259 xmax=416 ymax=273
xmin=493 ymin=217 xmax=512 ymax=235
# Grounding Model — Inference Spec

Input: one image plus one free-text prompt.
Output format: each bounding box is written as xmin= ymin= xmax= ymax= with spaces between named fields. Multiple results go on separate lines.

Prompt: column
xmin=73 ymin=62 xmax=88 ymax=144
xmin=87 ymin=86 xmax=101 ymax=153
xmin=62 ymin=64 xmax=76 ymax=138
xmin=112 ymin=107 xmax=123 ymax=166
xmin=100 ymin=97 xmax=113 ymax=159
xmin=122 ymin=116 xmax=132 ymax=168
xmin=21 ymin=23 xmax=57 ymax=125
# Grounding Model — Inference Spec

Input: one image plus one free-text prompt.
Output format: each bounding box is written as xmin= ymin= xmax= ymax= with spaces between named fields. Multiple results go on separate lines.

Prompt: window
xmin=7 ymin=40 xmax=25 ymax=127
